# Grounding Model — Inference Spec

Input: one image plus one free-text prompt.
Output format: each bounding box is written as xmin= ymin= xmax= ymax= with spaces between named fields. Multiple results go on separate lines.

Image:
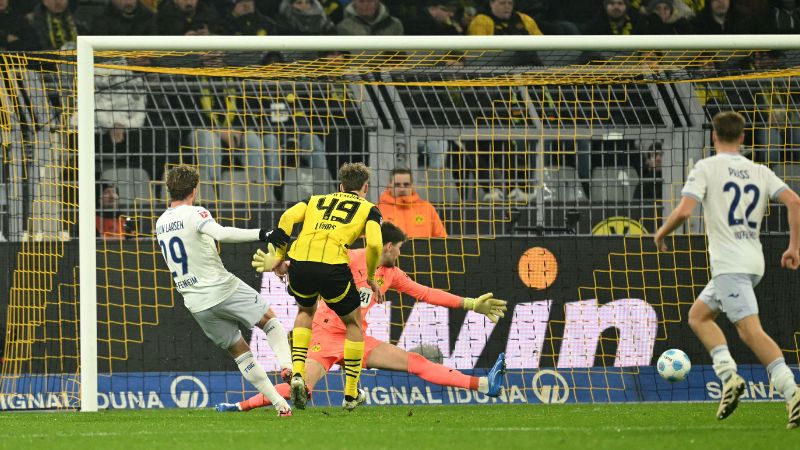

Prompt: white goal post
xmin=76 ymin=34 xmax=800 ymax=412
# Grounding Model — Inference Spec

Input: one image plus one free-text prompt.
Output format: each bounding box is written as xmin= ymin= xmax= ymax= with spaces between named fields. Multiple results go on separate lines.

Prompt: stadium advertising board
xmin=1 ymin=236 xmax=798 ymax=409
xmin=0 ymin=365 xmax=791 ymax=410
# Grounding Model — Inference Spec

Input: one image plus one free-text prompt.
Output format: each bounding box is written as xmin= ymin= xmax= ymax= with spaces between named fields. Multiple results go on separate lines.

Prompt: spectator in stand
xmin=637 ymin=143 xmax=663 ymax=201
xmin=378 ymin=168 xmax=447 ymax=238
xmin=516 ymin=0 xmax=581 ymax=34
xmin=29 ymin=0 xmax=88 ymax=50
xmin=89 ymin=0 xmax=157 ymax=36
xmin=95 ymin=181 xmax=130 ymax=240
xmin=770 ymin=0 xmax=800 ymax=33
xmin=456 ymin=4 xmax=477 ymax=30
xmin=222 ymin=0 xmax=279 ymax=35
xmin=467 ymin=0 xmax=543 ymax=65
xmin=0 ymin=0 xmax=38 ymax=51
xmin=336 ymin=0 xmax=403 ymax=35
xmin=158 ymin=0 xmax=222 ymax=35
xmin=468 ymin=0 xmax=543 ymax=36
xmin=91 ymin=63 xmax=181 ymax=183
xmin=640 ymin=0 xmax=695 ymax=33
xmin=691 ymin=0 xmax=754 ymax=33
xmin=277 ymin=0 xmax=336 ymax=35
xmin=404 ymin=0 xmax=463 ymax=35
xmin=582 ymin=0 xmax=644 ymax=34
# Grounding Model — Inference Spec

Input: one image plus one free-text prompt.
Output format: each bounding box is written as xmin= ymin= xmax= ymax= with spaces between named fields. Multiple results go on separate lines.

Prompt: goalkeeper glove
xmin=252 ymin=243 xmax=280 ymax=273
xmin=463 ymin=293 xmax=507 ymax=323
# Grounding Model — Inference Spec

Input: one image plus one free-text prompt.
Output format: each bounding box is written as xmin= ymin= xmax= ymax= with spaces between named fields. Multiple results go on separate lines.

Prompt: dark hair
xmin=98 ymin=180 xmax=117 ymax=194
xmin=389 ymin=168 xmax=413 ymax=181
xmin=381 ymin=221 xmax=407 ymax=246
xmin=338 ymin=162 xmax=371 ymax=192
xmin=712 ymin=111 xmax=746 ymax=144
xmin=166 ymin=165 xmax=199 ymax=201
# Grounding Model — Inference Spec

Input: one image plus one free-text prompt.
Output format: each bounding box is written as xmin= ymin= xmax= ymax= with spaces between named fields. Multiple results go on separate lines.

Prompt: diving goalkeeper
xmin=216 ymin=221 xmax=507 ymax=412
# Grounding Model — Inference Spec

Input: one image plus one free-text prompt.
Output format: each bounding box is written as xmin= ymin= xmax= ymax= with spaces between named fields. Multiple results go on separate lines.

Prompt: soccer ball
xmin=657 ymin=349 xmax=691 ymax=382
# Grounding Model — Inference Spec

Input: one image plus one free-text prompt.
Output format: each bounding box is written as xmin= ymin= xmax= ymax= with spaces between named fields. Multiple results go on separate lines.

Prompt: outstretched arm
xmin=198 ymin=220 xmax=272 ymax=244
xmin=654 ymin=196 xmax=697 ymax=251
xmin=392 ymin=272 xmax=507 ymax=323
xmin=271 ymin=201 xmax=308 ymax=258
xmin=391 ymin=272 xmax=462 ymax=308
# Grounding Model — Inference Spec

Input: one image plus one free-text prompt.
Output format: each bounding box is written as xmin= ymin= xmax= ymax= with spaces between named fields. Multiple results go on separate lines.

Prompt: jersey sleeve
xmin=194 ymin=207 xmax=215 ymax=231
xmin=367 ymin=205 xmax=382 ymax=225
xmin=765 ymin=167 xmax=789 ymax=200
xmin=681 ymin=163 xmax=707 ymax=202
xmin=390 ymin=268 xmax=462 ymax=308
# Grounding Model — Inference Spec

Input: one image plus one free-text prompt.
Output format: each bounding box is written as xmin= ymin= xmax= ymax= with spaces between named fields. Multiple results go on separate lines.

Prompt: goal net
xmin=2 ymin=36 xmax=800 ymax=411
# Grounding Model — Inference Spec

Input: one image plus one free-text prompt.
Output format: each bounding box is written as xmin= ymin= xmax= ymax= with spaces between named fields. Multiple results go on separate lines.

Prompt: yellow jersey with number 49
xmin=287 ymin=192 xmax=382 ymax=265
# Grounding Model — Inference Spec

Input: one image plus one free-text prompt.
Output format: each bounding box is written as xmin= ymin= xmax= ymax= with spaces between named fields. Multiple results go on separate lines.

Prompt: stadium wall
xmin=1 ymin=236 xmax=798 ymax=409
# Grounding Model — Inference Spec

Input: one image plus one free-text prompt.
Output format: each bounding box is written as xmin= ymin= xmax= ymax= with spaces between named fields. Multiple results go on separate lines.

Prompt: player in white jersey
xmin=156 ymin=165 xmax=294 ymax=417
xmin=655 ymin=111 xmax=800 ymax=428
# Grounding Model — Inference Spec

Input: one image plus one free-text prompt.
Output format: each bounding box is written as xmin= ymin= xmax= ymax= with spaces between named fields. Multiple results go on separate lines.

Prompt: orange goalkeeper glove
xmin=463 ymin=293 xmax=507 ymax=323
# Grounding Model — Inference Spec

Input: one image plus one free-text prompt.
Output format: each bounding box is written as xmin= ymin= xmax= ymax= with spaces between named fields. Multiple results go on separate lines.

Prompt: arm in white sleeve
xmin=198 ymin=220 xmax=261 ymax=243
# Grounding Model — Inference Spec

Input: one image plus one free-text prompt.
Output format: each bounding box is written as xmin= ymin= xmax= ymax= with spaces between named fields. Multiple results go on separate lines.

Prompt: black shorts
xmin=287 ymin=260 xmax=360 ymax=317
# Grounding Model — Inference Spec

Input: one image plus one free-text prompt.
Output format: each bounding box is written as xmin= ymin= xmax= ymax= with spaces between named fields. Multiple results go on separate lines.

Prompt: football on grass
xmin=657 ymin=349 xmax=691 ymax=382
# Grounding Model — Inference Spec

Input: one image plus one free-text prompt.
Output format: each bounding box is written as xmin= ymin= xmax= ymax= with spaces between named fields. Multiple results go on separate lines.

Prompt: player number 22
xmin=159 ymin=236 xmax=189 ymax=278
xmin=724 ymin=182 xmax=759 ymax=229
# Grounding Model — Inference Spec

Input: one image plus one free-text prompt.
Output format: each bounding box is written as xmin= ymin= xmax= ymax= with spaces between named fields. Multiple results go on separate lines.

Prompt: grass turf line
xmin=0 ymin=403 xmax=796 ymax=450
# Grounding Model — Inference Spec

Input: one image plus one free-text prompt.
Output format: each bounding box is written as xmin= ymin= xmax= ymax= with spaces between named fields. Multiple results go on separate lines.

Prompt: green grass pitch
xmin=0 ymin=403 xmax=796 ymax=449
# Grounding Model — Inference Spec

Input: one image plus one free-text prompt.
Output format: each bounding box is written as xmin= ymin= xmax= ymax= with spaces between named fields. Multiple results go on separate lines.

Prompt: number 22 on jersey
xmin=724 ymin=181 xmax=760 ymax=229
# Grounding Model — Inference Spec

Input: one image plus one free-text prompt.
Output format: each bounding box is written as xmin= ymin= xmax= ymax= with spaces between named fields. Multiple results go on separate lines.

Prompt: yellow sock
xmin=343 ymin=339 xmax=365 ymax=399
xmin=291 ymin=327 xmax=312 ymax=378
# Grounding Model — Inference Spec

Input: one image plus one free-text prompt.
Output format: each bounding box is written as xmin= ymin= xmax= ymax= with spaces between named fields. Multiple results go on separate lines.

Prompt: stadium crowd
xmin=2 ymin=0 xmax=799 ymax=52
xmin=1 ymin=0 xmax=797 ymax=241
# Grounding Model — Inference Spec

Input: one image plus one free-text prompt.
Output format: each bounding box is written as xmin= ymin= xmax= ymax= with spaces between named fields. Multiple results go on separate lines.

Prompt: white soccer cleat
xmin=787 ymin=388 xmax=800 ymax=429
xmin=342 ymin=388 xmax=366 ymax=412
xmin=290 ymin=374 xmax=308 ymax=410
xmin=277 ymin=402 xmax=293 ymax=417
xmin=716 ymin=373 xmax=746 ymax=420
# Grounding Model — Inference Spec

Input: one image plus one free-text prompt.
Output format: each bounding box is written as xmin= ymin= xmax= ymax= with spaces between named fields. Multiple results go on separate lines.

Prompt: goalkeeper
xmin=216 ymin=221 xmax=507 ymax=412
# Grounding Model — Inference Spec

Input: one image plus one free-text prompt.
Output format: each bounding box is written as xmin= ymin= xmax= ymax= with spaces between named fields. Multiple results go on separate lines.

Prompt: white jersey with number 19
xmin=681 ymin=153 xmax=788 ymax=277
xmin=155 ymin=205 xmax=238 ymax=313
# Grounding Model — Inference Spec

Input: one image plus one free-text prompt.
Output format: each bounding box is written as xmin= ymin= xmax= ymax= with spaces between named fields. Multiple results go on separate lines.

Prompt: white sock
xmin=767 ymin=357 xmax=798 ymax=401
xmin=262 ymin=318 xmax=292 ymax=370
xmin=710 ymin=345 xmax=737 ymax=382
xmin=477 ymin=377 xmax=489 ymax=394
xmin=235 ymin=351 xmax=288 ymax=411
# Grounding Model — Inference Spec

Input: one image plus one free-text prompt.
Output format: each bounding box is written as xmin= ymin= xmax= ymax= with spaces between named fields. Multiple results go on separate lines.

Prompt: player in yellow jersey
xmin=262 ymin=162 xmax=383 ymax=411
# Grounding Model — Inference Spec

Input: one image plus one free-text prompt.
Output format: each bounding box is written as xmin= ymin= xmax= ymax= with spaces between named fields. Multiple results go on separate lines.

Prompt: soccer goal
xmin=1 ymin=35 xmax=800 ymax=412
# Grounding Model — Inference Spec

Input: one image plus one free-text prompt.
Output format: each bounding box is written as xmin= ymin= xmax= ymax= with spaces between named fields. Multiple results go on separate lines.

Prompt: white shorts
xmin=698 ymin=273 xmax=761 ymax=323
xmin=191 ymin=280 xmax=270 ymax=349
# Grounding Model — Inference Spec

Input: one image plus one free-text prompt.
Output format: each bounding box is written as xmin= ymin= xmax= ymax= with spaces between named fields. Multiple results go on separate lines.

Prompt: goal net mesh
xmin=1 ymin=47 xmax=800 ymax=409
